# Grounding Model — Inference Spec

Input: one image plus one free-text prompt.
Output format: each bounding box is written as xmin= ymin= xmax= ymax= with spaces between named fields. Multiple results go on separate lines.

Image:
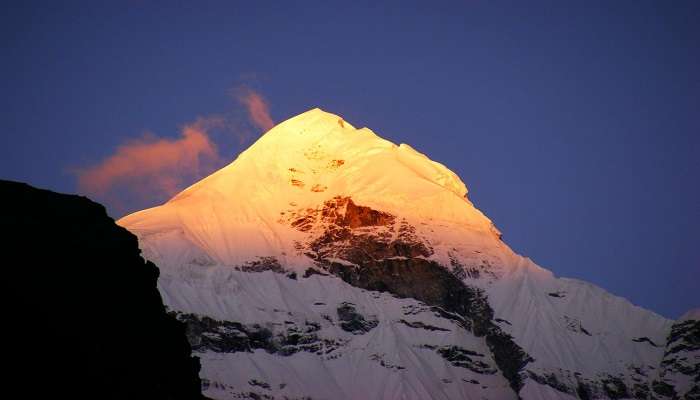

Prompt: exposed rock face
xmin=2 ymin=180 xmax=205 ymax=400
xmin=336 ymin=302 xmax=379 ymax=334
xmin=289 ymin=196 xmax=533 ymax=392
xmin=283 ymin=196 xmax=433 ymax=262
xmin=654 ymin=317 xmax=700 ymax=399
xmin=173 ymin=311 xmax=346 ymax=357
xmin=433 ymin=345 xmax=497 ymax=374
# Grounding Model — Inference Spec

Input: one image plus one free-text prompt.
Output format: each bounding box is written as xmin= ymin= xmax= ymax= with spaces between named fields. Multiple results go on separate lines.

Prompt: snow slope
xmin=120 ymin=108 xmax=500 ymax=272
xmin=161 ymin=268 xmax=515 ymax=400
xmin=119 ymin=108 xmax=690 ymax=399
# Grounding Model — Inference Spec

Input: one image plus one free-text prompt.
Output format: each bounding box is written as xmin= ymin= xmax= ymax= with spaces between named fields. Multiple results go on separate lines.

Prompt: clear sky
xmin=1 ymin=1 xmax=698 ymax=318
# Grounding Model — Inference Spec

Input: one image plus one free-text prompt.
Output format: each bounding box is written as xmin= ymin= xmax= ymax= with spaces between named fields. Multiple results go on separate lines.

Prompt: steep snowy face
xmin=118 ymin=109 xmax=684 ymax=400
xmin=120 ymin=108 xmax=509 ymax=273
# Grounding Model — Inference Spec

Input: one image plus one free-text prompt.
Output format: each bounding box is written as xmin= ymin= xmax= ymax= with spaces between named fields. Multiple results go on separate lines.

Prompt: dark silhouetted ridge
xmin=2 ymin=180 xmax=207 ymax=400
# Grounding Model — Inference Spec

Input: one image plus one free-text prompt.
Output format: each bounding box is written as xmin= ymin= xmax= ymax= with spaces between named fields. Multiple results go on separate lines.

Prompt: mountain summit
xmin=120 ymin=108 xmax=499 ymax=270
xmin=119 ymin=109 xmax=697 ymax=400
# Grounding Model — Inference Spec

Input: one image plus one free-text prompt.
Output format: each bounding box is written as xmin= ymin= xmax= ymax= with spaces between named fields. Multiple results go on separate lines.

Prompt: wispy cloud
xmin=234 ymin=86 xmax=275 ymax=132
xmin=74 ymin=85 xmax=275 ymax=216
xmin=75 ymin=117 xmax=223 ymax=215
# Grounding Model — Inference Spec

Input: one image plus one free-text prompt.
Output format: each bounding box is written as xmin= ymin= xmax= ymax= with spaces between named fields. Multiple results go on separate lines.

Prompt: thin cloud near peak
xmin=233 ymin=86 xmax=275 ymax=132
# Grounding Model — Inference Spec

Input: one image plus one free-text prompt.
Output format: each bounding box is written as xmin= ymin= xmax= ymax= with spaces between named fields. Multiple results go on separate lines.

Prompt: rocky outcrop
xmin=336 ymin=302 xmax=379 ymax=334
xmin=288 ymin=196 xmax=533 ymax=392
xmin=283 ymin=196 xmax=433 ymax=262
xmin=2 ymin=180 xmax=206 ymax=400
xmin=173 ymin=311 xmax=346 ymax=357
xmin=654 ymin=316 xmax=700 ymax=399
xmin=431 ymin=345 xmax=497 ymax=374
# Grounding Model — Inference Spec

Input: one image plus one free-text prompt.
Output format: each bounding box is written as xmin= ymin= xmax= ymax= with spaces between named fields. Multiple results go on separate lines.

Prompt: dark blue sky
xmin=1 ymin=1 xmax=698 ymax=318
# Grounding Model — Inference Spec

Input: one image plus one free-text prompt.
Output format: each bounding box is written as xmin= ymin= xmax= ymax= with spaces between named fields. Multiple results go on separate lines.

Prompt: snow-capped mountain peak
xmin=120 ymin=108 xmax=501 ymax=272
xmin=118 ymin=109 xmax=694 ymax=400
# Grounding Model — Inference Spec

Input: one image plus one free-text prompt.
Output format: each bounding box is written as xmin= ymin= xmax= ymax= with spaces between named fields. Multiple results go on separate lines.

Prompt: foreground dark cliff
xmin=2 ymin=180 xmax=205 ymax=399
